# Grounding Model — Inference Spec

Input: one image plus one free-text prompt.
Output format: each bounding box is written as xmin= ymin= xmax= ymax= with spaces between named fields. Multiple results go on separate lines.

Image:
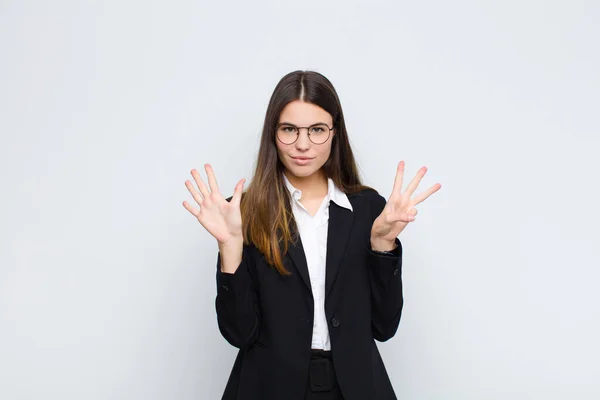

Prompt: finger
xmin=182 ymin=200 xmax=199 ymax=217
xmin=410 ymin=183 xmax=442 ymax=206
xmin=388 ymin=208 xmax=417 ymax=223
xmin=390 ymin=160 xmax=405 ymax=198
xmin=405 ymin=208 xmax=418 ymax=221
xmin=390 ymin=213 xmax=416 ymax=223
xmin=185 ymin=179 xmax=205 ymax=206
xmin=231 ymin=178 xmax=246 ymax=207
xmin=205 ymin=163 xmax=221 ymax=194
xmin=404 ymin=166 xmax=427 ymax=198
xmin=191 ymin=169 xmax=210 ymax=198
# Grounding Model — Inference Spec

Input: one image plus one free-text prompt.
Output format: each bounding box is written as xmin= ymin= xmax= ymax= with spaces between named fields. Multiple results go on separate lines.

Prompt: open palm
xmin=182 ymin=164 xmax=246 ymax=244
xmin=371 ymin=161 xmax=442 ymax=242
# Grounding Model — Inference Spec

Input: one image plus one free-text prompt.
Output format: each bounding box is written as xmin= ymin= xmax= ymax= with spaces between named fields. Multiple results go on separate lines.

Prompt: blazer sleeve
xmin=368 ymin=192 xmax=404 ymax=342
xmin=215 ymin=242 xmax=261 ymax=350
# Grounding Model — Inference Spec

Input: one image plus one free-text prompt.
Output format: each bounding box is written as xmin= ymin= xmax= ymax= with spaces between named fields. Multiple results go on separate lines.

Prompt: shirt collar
xmin=282 ymin=173 xmax=353 ymax=212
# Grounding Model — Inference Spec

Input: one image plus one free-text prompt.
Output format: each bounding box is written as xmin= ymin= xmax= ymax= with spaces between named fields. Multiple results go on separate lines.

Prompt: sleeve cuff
xmin=216 ymin=251 xmax=252 ymax=294
xmin=368 ymin=237 xmax=402 ymax=258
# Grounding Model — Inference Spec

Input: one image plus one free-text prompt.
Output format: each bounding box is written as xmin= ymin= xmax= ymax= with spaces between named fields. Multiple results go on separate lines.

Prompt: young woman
xmin=182 ymin=70 xmax=441 ymax=400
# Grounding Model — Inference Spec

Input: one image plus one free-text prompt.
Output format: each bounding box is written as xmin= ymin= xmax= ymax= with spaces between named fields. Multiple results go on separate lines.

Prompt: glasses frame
xmin=275 ymin=122 xmax=334 ymax=145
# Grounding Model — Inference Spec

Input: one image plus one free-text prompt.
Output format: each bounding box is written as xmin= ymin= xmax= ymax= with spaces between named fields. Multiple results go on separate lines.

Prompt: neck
xmin=284 ymin=169 xmax=328 ymax=199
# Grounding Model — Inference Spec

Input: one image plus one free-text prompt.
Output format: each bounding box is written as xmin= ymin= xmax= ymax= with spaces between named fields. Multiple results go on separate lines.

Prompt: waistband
xmin=310 ymin=348 xmax=333 ymax=359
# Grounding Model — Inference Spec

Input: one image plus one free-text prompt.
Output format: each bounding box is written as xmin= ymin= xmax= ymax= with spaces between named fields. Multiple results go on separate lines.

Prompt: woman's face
xmin=275 ymin=100 xmax=335 ymax=180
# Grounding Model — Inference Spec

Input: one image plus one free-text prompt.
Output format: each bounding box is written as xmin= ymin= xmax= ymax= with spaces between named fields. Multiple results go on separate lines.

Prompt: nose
xmin=294 ymin=128 xmax=312 ymax=149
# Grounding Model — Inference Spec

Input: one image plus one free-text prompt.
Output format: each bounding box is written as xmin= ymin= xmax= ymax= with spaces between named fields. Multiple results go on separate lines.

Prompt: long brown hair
xmin=240 ymin=70 xmax=374 ymax=275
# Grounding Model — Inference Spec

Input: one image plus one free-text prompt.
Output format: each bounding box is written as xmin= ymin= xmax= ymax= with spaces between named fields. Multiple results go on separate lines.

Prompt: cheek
xmin=276 ymin=142 xmax=285 ymax=152
xmin=276 ymin=144 xmax=290 ymax=164
xmin=318 ymin=144 xmax=333 ymax=160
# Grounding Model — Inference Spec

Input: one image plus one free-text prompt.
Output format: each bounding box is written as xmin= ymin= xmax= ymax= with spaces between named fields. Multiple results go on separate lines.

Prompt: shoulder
xmin=347 ymin=188 xmax=387 ymax=216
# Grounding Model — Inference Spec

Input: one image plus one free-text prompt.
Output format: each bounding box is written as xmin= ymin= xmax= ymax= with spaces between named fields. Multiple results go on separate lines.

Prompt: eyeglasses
xmin=276 ymin=122 xmax=333 ymax=145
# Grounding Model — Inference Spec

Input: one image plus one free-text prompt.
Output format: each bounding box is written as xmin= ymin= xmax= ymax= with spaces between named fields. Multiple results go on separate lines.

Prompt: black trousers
xmin=304 ymin=349 xmax=344 ymax=400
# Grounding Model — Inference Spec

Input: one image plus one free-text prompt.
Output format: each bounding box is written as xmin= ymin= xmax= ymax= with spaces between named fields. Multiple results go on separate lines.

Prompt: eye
xmin=310 ymin=126 xmax=325 ymax=133
xmin=281 ymin=125 xmax=296 ymax=133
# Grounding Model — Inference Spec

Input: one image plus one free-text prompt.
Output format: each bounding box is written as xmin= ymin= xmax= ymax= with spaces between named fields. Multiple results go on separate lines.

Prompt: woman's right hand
xmin=182 ymin=163 xmax=246 ymax=245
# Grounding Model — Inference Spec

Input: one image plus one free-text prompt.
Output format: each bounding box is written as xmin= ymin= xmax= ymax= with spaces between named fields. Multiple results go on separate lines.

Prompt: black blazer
xmin=215 ymin=189 xmax=403 ymax=400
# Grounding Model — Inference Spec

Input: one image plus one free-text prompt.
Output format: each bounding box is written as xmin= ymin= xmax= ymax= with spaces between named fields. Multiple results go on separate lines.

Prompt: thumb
xmin=231 ymin=178 xmax=245 ymax=207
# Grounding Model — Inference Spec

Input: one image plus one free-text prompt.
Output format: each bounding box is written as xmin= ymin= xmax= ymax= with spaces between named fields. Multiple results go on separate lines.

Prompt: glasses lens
xmin=308 ymin=124 xmax=330 ymax=144
xmin=277 ymin=124 xmax=298 ymax=144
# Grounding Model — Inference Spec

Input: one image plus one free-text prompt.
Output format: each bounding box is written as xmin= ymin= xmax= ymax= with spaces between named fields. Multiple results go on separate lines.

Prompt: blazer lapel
xmin=325 ymin=201 xmax=354 ymax=297
xmin=287 ymin=233 xmax=311 ymax=292
xmin=286 ymin=200 xmax=354 ymax=297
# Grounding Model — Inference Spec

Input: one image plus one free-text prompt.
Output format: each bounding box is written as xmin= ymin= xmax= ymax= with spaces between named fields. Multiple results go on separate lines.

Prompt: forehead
xmin=279 ymin=100 xmax=332 ymax=125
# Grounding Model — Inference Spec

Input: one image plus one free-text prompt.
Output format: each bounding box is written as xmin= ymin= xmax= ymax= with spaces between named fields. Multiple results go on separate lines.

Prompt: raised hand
xmin=371 ymin=161 xmax=441 ymax=247
xmin=182 ymin=163 xmax=246 ymax=245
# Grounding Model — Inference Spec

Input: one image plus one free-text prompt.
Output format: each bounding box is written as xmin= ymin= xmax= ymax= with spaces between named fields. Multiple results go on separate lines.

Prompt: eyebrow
xmin=278 ymin=121 xmax=329 ymax=126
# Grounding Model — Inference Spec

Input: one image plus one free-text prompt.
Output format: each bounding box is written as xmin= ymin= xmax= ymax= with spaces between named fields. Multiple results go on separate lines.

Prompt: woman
xmin=182 ymin=70 xmax=441 ymax=400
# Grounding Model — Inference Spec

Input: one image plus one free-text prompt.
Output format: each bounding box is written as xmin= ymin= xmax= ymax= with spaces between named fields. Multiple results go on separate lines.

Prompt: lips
xmin=291 ymin=156 xmax=313 ymax=166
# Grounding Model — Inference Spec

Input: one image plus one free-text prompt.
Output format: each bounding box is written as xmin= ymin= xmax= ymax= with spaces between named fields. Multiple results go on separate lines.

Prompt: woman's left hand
xmin=371 ymin=161 xmax=442 ymax=248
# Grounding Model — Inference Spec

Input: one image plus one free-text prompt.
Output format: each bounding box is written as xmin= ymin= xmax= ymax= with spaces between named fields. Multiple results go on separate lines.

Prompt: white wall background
xmin=1 ymin=0 xmax=599 ymax=399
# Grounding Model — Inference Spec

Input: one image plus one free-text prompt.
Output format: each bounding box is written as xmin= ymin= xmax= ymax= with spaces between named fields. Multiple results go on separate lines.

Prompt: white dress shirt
xmin=282 ymin=173 xmax=353 ymax=350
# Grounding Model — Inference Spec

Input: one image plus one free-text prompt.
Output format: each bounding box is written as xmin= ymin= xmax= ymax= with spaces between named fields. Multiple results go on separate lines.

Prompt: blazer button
xmin=393 ymin=268 xmax=400 ymax=276
xmin=221 ymin=284 xmax=229 ymax=291
xmin=331 ymin=317 xmax=340 ymax=328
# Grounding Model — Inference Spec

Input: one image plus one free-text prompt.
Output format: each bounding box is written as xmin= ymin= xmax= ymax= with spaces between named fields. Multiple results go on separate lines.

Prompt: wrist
xmin=218 ymin=237 xmax=244 ymax=274
xmin=370 ymin=236 xmax=396 ymax=252
xmin=218 ymin=234 xmax=243 ymax=248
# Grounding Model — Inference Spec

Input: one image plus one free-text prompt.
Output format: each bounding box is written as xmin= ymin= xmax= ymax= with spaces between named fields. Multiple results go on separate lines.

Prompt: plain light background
xmin=1 ymin=0 xmax=599 ymax=399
